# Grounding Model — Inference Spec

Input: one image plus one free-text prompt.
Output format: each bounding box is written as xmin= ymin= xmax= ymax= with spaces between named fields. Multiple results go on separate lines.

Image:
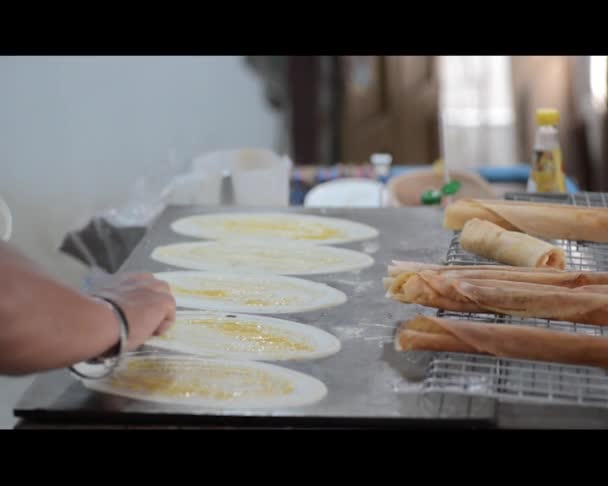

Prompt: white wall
xmin=0 ymin=56 xmax=278 ymax=428
xmin=0 ymin=55 xmax=278 ymax=285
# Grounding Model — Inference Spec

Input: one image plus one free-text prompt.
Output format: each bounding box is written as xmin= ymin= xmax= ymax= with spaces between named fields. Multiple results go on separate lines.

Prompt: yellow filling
xmin=243 ymin=298 xmax=271 ymax=306
xmin=189 ymin=318 xmax=314 ymax=352
xmin=215 ymin=218 xmax=346 ymax=241
xmin=172 ymin=286 xmax=228 ymax=298
xmin=181 ymin=246 xmax=343 ymax=268
xmin=388 ymin=272 xmax=415 ymax=295
xmin=170 ymin=283 xmax=297 ymax=308
xmin=107 ymin=358 xmax=295 ymax=400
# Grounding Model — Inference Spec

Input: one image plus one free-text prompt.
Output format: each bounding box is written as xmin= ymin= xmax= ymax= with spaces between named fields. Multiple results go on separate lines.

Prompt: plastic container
xmin=192 ymin=148 xmax=292 ymax=207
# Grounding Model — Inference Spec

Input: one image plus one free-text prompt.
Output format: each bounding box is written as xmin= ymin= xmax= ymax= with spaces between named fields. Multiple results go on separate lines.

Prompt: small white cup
xmin=0 ymin=194 xmax=12 ymax=241
xmin=161 ymin=171 xmax=224 ymax=206
xmin=192 ymin=148 xmax=292 ymax=207
xmin=230 ymin=149 xmax=291 ymax=207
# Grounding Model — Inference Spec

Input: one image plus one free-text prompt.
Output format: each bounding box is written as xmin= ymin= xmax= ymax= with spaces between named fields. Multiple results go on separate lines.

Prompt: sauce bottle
xmin=527 ymin=108 xmax=566 ymax=193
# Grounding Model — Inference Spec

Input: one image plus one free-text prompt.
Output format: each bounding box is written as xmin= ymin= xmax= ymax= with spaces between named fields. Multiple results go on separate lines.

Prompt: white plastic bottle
xmin=371 ymin=153 xmax=393 ymax=206
xmin=526 ymin=108 xmax=566 ymax=193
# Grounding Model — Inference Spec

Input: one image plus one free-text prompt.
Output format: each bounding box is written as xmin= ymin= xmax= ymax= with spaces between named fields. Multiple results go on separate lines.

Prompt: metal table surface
xmin=14 ymin=206 xmax=608 ymax=428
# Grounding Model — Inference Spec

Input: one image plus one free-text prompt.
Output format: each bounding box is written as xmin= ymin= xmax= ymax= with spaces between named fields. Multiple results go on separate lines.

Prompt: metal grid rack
xmin=506 ymin=191 xmax=608 ymax=207
xmin=446 ymin=231 xmax=608 ymax=272
xmin=423 ymin=191 xmax=608 ymax=408
xmin=447 ymin=191 xmax=608 ymax=271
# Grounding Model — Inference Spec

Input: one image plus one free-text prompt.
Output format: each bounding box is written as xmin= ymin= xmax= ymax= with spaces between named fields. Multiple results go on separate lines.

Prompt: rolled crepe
xmin=396 ymin=315 xmax=608 ymax=368
xmin=387 ymin=261 xmax=562 ymax=277
xmin=444 ymin=198 xmax=608 ymax=243
xmin=460 ymin=218 xmax=566 ymax=269
xmin=384 ymin=268 xmax=608 ymax=294
xmin=385 ymin=272 xmax=481 ymax=313
xmin=454 ymin=279 xmax=608 ymax=325
xmin=385 ymin=270 xmax=608 ymax=325
xmin=387 ymin=262 xmax=608 ymax=287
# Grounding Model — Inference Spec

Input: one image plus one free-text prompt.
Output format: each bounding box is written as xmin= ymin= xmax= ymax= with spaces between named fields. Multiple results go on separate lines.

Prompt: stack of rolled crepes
xmin=444 ymin=198 xmax=608 ymax=243
xmin=384 ymin=261 xmax=608 ymax=326
xmin=396 ymin=315 xmax=608 ymax=368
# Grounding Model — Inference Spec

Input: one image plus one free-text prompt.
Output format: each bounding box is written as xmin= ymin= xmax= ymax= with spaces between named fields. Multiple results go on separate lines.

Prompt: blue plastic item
xmin=289 ymin=164 xmax=580 ymax=205
xmin=389 ymin=164 xmax=579 ymax=193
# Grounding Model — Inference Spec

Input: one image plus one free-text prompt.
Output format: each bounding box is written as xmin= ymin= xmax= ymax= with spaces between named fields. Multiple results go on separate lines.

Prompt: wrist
xmin=88 ymin=296 xmax=122 ymax=359
xmin=70 ymin=295 xmax=130 ymax=380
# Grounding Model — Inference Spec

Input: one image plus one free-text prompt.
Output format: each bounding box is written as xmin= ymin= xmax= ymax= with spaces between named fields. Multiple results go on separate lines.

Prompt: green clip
xmin=420 ymin=180 xmax=462 ymax=205
xmin=442 ymin=180 xmax=461 ymax=195
xmin=421 ymin=189 xmax=442 ymax=205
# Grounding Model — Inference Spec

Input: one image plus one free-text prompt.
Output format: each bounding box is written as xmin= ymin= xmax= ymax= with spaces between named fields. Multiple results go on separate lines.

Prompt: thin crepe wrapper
xmin=396 ymin=315 xmax=608 ymax=368
xmin=460 ymin=218 xmax=565 ymax=269
xmin=443 ymin=198 xmax=608 ymax=243
xmin=385 ymin=270 xmax=608 ymax=325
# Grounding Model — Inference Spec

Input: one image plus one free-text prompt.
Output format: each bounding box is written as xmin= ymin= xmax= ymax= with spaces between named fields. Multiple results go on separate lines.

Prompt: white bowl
xmin=304 ymin=178 xmax=387 ymax=208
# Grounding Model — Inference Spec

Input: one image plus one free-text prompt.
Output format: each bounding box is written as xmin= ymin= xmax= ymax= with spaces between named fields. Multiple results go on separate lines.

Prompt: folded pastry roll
xmin=396 ymin=315 xmax=608 ymax=368
xmin=385 ymin=270 xmax=608 ymax=325
xmin=454 ymin=279 xmax=608 ymax=325
xmin=387 ymin=261 xmax=562 ymax=277
xmin=387 ymin=262 xmax=608 ymax=287
xmin=460 ymin=218 xmax=566 ymax=269
xmin=444 ymin=199 xmax=608 ymax=243
xmin=384 ymin=271 xmax=481 ymax=313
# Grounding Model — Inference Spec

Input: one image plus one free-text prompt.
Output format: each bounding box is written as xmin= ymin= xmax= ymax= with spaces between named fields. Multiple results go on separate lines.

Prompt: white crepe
xmin=150 ymin=240 xmax=374 ymax=275
xmin=147 ymin=311 xmax=341 ymax=361
xmin=170 ymin=212 xmax=379 ymax=245
xmin=155 ymin=271 xmax=347 ymax=314
xmin=82 ymin=354 xmax=327 ymax=409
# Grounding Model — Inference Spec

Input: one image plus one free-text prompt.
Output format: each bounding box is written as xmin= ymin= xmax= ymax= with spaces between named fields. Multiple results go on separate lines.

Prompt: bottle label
xmin=532 ymin=149 xmax=565 ymax=192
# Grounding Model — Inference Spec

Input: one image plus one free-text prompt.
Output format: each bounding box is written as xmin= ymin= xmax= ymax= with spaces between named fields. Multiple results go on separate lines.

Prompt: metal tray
xmin=15 ymin=206 xmax=496 ymax=427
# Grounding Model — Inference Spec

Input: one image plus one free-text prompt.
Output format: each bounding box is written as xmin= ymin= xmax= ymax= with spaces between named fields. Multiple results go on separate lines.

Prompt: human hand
xmin=93 ymin=272 xmax=176 ymax=352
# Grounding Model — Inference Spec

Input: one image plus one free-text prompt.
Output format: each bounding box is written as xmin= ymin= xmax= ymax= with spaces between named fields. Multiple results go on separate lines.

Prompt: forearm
xmin=0 ymin=243 xmax=119 ymax=374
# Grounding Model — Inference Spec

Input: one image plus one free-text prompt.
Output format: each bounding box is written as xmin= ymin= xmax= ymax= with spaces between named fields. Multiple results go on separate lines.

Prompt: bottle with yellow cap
xmin=527 ymin=108 xmax=566 ymax=193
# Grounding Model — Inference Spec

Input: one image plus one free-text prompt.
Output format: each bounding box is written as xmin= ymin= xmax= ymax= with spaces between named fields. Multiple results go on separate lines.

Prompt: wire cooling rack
xmin=422 ymin=191 xmax=608 ymax=408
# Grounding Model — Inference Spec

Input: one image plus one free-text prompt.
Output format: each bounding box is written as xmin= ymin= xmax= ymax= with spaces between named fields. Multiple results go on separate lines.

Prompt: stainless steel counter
xmin=14 ymin=206 xmax=608 ymax=428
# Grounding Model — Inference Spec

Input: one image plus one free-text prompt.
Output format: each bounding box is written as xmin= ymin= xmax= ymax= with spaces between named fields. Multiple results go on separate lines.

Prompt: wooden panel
xmin=388 ymin=56 xmax=439 ymax=164
xmin=288 ymin=56 xmax=321 ymax=165
xmin=342 ymin=56 xmax=386 ymax=122
xmin=341 ymin=56 xmax=439 ymax=165
xmin=341 ymin=56 xmax=391 ymax=163
xmin=511 ymin=56 xmax=580 ymax=171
